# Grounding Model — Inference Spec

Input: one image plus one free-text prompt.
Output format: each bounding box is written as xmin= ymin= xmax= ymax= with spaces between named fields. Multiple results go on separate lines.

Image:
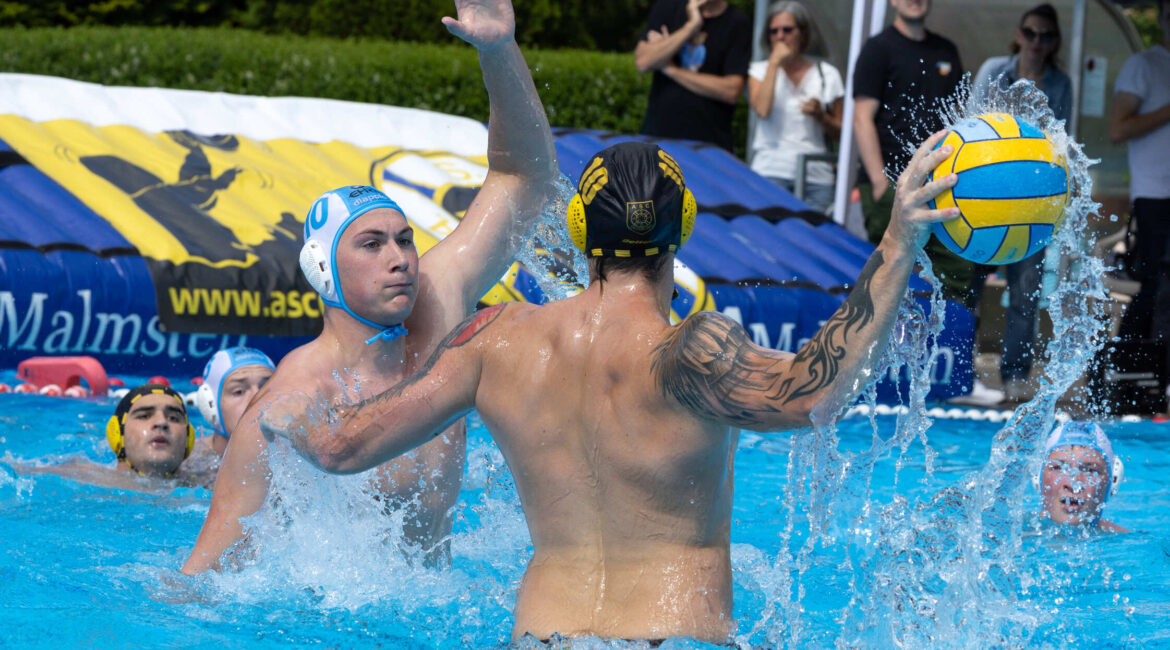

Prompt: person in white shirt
xmin=747 ymin=0 xmax=843 ymax=213
xmin=1111 ymin=0 xmax=1170 ymax=390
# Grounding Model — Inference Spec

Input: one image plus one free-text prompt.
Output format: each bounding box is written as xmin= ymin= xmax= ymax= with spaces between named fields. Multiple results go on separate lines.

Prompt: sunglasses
xmin=769 ymin=25 xmax=797 ymax=35
xmin=1020 ymin=27 xmax=1056 ymax=43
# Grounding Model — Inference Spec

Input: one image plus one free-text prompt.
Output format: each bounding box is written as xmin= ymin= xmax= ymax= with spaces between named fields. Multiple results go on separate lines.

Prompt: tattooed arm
xmin=260 ymin=305 xmax=508 ymax=474
xmin=652 ymin=131 xmax=962 ymax=430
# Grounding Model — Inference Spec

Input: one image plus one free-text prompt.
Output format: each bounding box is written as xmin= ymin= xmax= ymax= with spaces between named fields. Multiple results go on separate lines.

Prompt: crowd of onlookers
xmin=634 ymin=0 xmax=1170 ymax=408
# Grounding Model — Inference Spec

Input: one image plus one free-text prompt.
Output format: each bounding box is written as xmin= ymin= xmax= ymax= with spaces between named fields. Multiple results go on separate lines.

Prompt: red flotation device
xmin=16 ymin=356 xmax=109 ymax=397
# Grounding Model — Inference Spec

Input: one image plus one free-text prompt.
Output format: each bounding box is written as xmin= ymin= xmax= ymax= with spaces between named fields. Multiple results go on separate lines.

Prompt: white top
xmin=748 ymin=59 xmax=844 ymax=186
xmin=1115 ymin=45 xmax=1170 ymax=199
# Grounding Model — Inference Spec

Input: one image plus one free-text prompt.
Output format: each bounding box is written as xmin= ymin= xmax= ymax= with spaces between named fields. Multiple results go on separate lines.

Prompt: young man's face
xmin=890 ymin=0 xmax=931 ymax=23
xmin=1041 ymin=445 xmax=1109 ymax=526
xmin=121 ymin=393 xmax=189 ymax=476
xmin=218 ymin=364 xmax=273 ymax=436
xmin=335 ymin=208 xmax=420 ymax=328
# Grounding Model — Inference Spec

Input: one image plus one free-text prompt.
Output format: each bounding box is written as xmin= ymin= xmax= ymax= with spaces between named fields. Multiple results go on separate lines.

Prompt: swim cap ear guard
xmin=300 ymin=185 xmax=410 ymax=344
xmin=195 ymin=347 xmax=277 ymax=436
xmin=566 ymin=143 xmax=696 ymax=258
xmin=106 ymin=383 xmax=196 ymax=465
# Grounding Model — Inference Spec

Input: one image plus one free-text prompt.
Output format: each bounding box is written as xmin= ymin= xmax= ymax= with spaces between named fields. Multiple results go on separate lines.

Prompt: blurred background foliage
xmin=0 ymin=0 xmax=756 ymax=52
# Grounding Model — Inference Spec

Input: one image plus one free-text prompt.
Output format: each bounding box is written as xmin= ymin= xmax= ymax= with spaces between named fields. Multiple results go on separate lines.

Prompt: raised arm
xmin=423 ymin=0 xmax=559 ymax=309
xmin=652 ymin=132 xmax=960 ymax=430
xmin=261 ymin=305 xmax=507 ymax=474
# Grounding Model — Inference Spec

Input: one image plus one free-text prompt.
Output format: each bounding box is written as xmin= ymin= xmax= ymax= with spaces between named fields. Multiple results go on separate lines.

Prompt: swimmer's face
xmin=890 ymin=0 xmax=930 ymax=22
xmin=1041 ymin=445 xmax=1109 ymax=526
xmin=121 ymin=393 xmax=189 ymax=476
xmin=335 ymin=208 xmax=419 ymax=326
xmin=219 ymin=364 xmax=273 ymax=436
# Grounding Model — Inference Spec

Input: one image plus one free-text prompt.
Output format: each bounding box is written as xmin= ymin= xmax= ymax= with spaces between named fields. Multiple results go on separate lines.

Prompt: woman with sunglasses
xmin=972 ymin=3 xmax=1071 ymax=403
xmin=747 ymin=1 xmax=843 ymax=213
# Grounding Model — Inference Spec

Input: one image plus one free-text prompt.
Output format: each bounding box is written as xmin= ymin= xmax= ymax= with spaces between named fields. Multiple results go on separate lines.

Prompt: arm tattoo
xmin=651 ymin=311 xmax=792 ymax=427
xmin=651 ymin=251 xmax=884 ymax=425
xmin=774 ymin=250 xmax=882 ymax=402
xmin=359 ymin=304 xmax=506 ymax=417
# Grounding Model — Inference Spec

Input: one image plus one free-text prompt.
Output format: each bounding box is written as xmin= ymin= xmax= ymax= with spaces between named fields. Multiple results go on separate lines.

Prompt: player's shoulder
xmin=655 ymin=310 xmax=747 ymax=356
xmin=445 ymin=302 xmax=533 ymax=348
xmin=259 ymin=341 xmax=334 ymax=395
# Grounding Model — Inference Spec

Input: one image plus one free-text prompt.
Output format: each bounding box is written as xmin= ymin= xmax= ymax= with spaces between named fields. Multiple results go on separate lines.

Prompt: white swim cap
xmin=1041 ymin=421 xmax=1124 ymax=500
xmin=300 ymin=185 xmax=409 ymax=344
xmin=195 ymin=347 xmax=276 ymax=436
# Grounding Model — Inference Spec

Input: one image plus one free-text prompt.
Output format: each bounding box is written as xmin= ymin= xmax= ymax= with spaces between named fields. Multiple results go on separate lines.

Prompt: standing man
xmin=262 ymin=136 xmax=961 ymax=642
xmin=853 ymin=0 xmax=973 ymax=305
xmin=635 ymin=0 xmax=751 ymax=151
xmin=181 ymin=0 xmax=558 ymax=574
xmin=1112 ymin=0 xmax=1170 ymax=391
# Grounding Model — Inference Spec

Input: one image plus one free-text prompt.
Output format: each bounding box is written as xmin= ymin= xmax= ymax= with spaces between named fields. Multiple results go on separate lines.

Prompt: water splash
xmin=756 ymin=76 xmax=1113 ymax=647
xmin=512 ymin=173 xmax=588 ymax=301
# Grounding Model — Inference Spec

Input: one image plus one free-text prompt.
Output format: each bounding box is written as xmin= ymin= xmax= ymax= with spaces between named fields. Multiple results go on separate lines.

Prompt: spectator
xmin=1038 ymin=421 xmax=1127 ymax=532
xmin=195 ymin=347 xmax=276 ymax=456
xmin=853 ymin=0 xmax=972 ymax=305
xmin=1112 ymin=0 xmax=1170 ymax=388
xmin=635 ymin=0 xmax=752 ymax=151
xmin=747 ymin=1 xmax=844 ymax=213
xmin=972 ymin=3 xmax=1072 ymax=402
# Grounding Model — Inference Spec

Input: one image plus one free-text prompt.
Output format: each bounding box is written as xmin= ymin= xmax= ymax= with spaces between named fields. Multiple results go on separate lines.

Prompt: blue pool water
xmin=1 ymin=382 xmax=1168 ymax=648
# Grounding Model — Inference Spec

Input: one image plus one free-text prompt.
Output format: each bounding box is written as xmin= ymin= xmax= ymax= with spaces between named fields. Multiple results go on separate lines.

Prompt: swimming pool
xmin=1 ymin=376 xmax=1167 ymax=648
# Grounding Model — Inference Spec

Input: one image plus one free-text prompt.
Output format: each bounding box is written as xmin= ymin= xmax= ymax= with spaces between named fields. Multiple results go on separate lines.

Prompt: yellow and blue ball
xmin=929 ymin=113 xmax=1068 ymax=265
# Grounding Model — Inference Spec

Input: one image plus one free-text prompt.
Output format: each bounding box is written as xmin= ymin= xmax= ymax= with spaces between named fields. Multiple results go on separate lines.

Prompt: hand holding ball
xmin=928 ymin=113 xmax=1069 ymax=264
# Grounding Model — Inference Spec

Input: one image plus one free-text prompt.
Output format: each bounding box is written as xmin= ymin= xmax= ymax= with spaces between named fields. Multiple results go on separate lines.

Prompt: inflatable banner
xmin=0 ymin=74 xmax=973 ymax=399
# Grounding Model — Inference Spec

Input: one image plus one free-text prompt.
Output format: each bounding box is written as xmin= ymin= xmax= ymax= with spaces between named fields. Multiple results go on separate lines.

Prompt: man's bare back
xmin=264 ymin=137 xmax=961 ymax=642
xmin=471 ymin=292 xmax=748 ymax=640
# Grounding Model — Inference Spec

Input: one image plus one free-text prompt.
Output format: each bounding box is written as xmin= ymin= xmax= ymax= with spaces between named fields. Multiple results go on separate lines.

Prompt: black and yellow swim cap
xmin=105 ymin=383 xmax=195 ymax=462
xmin=567 ymin=142 xmax=697 ymax=258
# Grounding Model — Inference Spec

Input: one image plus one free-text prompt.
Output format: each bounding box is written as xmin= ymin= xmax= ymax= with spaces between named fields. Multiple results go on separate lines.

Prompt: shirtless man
xmin=180 ymin=0 xmax=557 ymax=574
xmin=262 ymin=136 xmax=960 ymax=642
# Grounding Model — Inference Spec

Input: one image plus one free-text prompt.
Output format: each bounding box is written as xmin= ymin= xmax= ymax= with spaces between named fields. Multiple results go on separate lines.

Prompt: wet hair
xmin=589 ymin=254 xmax=672 ymax=285
xmin=1010 ymin=3 xmax=1062 ymax=71
xmin=761 ymin=1 xmax=815 ymax=54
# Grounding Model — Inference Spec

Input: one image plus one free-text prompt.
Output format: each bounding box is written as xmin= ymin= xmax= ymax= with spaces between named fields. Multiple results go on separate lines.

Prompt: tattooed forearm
xmin=359 ymin=304 xmax=506 ymax=419
xmin=652 ymin=251 xmax=886 ymax=428
xmin=774 ymin=250 xmax=883 ymax=403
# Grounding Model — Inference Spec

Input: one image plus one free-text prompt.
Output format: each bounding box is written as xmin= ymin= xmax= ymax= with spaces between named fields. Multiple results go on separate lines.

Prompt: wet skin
xmin=264 ymin=134 xmax=964 ymax=642
xmin=120 ymin=393 xmax=189 ymax=476
xmin=181 ymin=0 xmax=559 ymax=576
xmin=1040 ymin=445 xmax=1126 ymax=532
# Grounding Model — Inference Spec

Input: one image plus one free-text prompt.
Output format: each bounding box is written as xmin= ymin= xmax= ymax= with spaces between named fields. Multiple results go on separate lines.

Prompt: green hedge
xmin=0 ymin=26 xmax=748 ymax=155
xmin=0 ymin=1 xmax=759 ymax=53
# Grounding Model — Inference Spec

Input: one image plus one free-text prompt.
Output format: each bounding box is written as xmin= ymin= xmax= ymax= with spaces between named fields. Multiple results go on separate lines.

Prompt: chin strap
xmin=365 ymin=324 xmax=409 ymax=345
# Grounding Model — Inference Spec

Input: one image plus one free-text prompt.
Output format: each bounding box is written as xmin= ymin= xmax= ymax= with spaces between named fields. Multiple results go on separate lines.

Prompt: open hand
xmin=685 ymin=0 xmax=708 ymax=27
xmin=442 ymin=0 xmax=515 ymax=51
xmin=885 ymin=130 xmax=960 ymax=250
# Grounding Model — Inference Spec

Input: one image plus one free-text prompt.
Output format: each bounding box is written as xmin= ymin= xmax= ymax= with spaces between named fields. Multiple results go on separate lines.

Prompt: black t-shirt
xmin=638 ymin=0 xmax=751 ymax=151
xmin=853 ymin=26 xmax=963 ymax=182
